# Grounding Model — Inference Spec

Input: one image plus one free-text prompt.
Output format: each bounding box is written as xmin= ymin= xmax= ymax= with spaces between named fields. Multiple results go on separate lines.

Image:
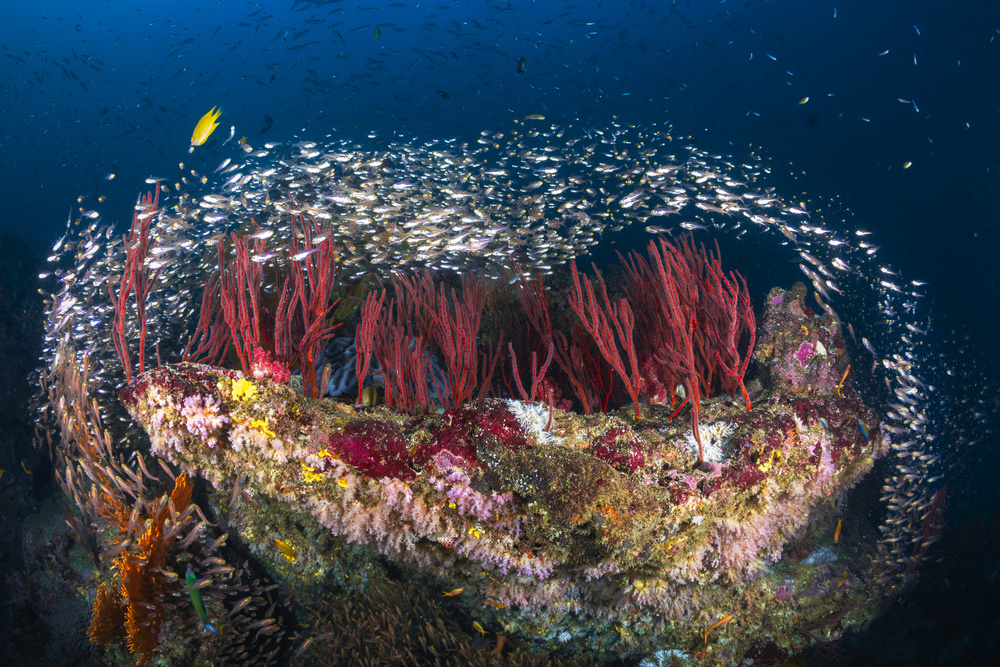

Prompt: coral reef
xmin=34 ymin=334 xmax=296 ymax=666
xmin=26 ymin=111 xmax=946 ymax=665
xmin=117 ymin=284 xmax=889 ymax=663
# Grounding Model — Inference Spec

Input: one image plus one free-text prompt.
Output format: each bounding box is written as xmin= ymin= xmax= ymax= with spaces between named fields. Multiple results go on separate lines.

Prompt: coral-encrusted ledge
xmin=118 ymin=284 xmax=888 ymax=659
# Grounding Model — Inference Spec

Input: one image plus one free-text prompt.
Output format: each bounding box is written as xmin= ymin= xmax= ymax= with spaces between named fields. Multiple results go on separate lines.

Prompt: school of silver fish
xmin=38 ymin=118 xmax=941 ymax=581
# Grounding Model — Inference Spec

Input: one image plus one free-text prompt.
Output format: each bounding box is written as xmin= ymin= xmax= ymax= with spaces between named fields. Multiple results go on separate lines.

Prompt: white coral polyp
xmin=684 ymin=421 xmax=735 ymax=463
xmin=504 ymin=399 xmax=561 ymax=445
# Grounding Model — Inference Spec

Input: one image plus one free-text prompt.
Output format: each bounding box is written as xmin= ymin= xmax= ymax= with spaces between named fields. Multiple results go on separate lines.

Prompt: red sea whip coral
xmin=571 ymin=235 xmax=756 ymax=464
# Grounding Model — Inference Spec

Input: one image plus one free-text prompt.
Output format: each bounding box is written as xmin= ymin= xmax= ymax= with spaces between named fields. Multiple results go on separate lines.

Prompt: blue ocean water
xmin=1 ymin=0 xmax=998 ymax=664
xmin=1 ymin=1 xmax=996 ymax=347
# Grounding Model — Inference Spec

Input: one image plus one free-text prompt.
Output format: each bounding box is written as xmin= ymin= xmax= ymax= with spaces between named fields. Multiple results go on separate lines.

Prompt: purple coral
xmin=794 ymin=341 xmax=815 ymax=366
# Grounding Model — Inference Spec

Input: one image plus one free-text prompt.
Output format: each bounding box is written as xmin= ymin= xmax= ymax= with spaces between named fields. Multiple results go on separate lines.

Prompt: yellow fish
xmin=361 ymin=384 xmax=379 ymax=407
xmin=190 ymin=106 xmax=223 ymax=153
xmin=273 ymin=538 xmax=296 ymax=562
xmin=525 ymin=114 xmax=545 ymax=120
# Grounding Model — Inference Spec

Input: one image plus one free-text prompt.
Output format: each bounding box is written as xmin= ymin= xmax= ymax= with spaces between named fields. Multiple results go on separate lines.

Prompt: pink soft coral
xmin=251 ymin=346 xmax=292 ymax=383
xmin=179 ymin=394 xmax=228 ymax=446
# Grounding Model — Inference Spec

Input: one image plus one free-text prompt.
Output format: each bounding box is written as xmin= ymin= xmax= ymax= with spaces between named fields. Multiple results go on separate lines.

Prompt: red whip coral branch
xmin=355 ymin=288 xmax=386 ymax=405
xmin=569 ymin=325 xmax=615 ymax=413
xmin=389 ymin=271 xmax=437 ymax=338
xmin=370 ymin=275 xmax=434 ymax=412
xmin=181 ymin=277 xmax=228 ymax=366
xmin=516 ymin=272 xmax=600 ymax=413
xmin=368 ymin=272 xmax=487 ymax=412
xmin=645 ymin=237 xmax=707 ymax=460
xmin=431 ymin=276 xmax=485 ymax=407
xmin=374 ymin=325 xmax=431 ymax=413
xmin=705 ymin=258 xmax=756 ymax=410
xmin=476 ymin=334 xmax=504 ymax=400
xmin=197 ymin=217 xmax=341 ymax=392
xmin=109 ymin=185 xmax=161 ymax=383
xmin=275 ymin=215 xmax=342 ymax=397
xmin=216 ymin=230 xmax=266 ymax=374
xmin=508 ymin=341 xmax=554 ymax=403
xmin=615 ymin=235 xmax=757 ymax=463
xmin=568 ymin=260 xmax=643 ymax=421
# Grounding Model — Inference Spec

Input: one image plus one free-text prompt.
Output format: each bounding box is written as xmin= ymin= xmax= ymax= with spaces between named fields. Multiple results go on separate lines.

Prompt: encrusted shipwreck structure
xmin=119 ymin=282 xmax=887 ymax=663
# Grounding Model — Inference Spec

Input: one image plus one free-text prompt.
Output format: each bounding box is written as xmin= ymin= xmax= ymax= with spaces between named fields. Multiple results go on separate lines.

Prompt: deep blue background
xmin=1 ymin=0 xmax=996 ymax=357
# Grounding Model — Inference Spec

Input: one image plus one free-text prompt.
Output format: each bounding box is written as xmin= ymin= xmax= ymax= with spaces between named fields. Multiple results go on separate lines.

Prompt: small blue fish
xmin=818 ymin=417 xmax=831 ymax=431
xmin=857 ymin=420 xmax=870 ymax=441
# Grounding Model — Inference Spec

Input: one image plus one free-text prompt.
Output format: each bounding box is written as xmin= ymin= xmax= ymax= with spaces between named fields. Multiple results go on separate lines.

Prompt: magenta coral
xmin=327 ymin=421 xmax=415 ymax=480
xmin=421 ymin=400 xmax=530 ymax=466
xmin=635 ymin=354 xmax=675 ymax=406
xmin=795 ymin=341 xmax=816 ymax=366
xmin=592 ymin=424 xmax=645 ymax=473
xmin=251 ymin=346 xmax=292 ymax=383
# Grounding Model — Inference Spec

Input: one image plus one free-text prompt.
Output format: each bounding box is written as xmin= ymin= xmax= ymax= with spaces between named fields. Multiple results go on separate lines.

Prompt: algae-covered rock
xmin=117 ymin=285 xmax=890 ymax=662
